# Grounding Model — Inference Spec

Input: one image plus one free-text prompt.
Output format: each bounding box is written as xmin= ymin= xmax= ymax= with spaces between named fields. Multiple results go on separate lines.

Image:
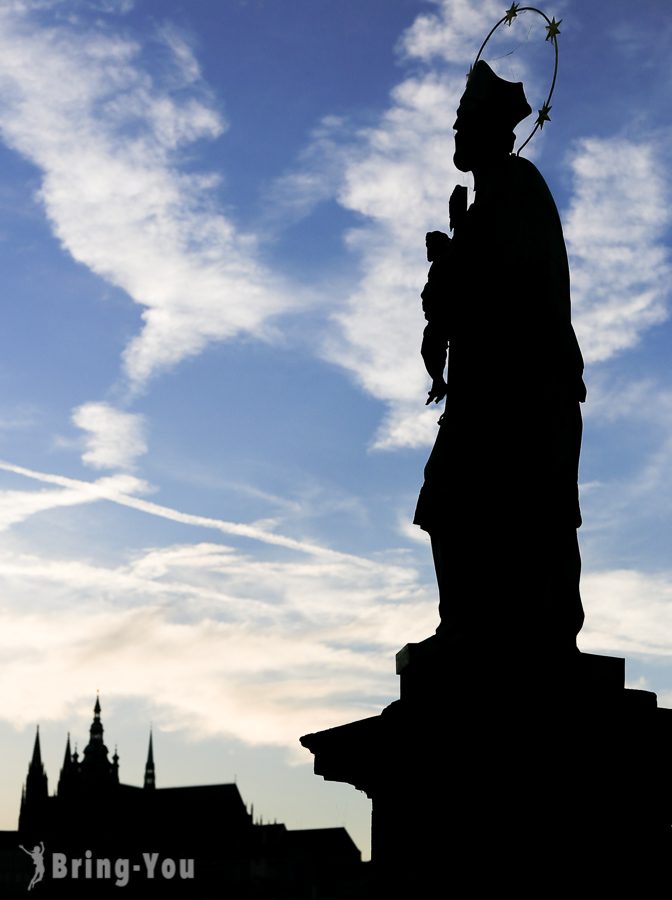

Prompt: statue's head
xmin=453 ymin=61 xmax=531 ymax=172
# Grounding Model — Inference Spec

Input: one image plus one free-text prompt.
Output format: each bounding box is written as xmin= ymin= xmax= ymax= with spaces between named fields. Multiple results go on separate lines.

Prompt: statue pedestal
xmin=301 ymin=641 xmax=672 ymax=895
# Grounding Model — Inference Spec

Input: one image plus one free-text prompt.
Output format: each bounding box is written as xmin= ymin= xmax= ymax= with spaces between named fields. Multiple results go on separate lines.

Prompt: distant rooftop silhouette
xmin=5 ymin=696 xmax=365 ymax=899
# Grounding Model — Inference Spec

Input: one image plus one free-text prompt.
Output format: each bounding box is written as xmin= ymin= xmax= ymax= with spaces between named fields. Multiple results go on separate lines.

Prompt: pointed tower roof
xmin=143 ymin=730 xmax=156 ymax=790
xmin=89 ymin=692 xmax=104 ymax=742
xmin=81 ymin=693 xmax=115 ymax=785
xmin=111 ymin=743 xmax=120 ymax=784
xmin=19 ymin=726 xmax=49 ymax=833
xmin=57 ymin=732 xmax=77 ymax=797
xmin=30 ymin=725 xmax=43 ymax=768
xmin=62 ymin=732 xmax=72 ymax=766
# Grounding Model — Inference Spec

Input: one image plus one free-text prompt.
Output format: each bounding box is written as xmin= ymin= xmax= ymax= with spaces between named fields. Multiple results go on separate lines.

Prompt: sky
xmin=0 ymin=0 xmax=670 ymax=862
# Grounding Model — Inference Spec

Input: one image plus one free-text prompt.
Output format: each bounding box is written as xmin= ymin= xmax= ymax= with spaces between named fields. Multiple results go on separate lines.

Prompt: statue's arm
xmin=421 ymin=324 xmax=448 ymax=404
xmin=421 ymin=237 xmax=454 ymax=404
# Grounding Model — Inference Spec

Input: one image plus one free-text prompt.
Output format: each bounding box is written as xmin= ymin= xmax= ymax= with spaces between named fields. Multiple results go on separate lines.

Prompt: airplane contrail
xmin=0 ymin=459 xmax=383 ymax=570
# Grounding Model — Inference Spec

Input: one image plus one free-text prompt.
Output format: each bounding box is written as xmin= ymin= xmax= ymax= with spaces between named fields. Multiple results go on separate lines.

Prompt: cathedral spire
xmin=19 ymin=726 xmax=49 ymax=834
xmin=81 ymin=693 xmax=115 ymax=783
xmin=90 ymin=692 xmax=103 ymax=741
xmin=57 ymin=732 xmax=77 ymax=797
xmin=30 ymin=725 xmax=44 ymax=769
xmin=62 ymin=732 xmax=72 ymax=765
xmin=143 ymin=730 xmax=156 ymax=790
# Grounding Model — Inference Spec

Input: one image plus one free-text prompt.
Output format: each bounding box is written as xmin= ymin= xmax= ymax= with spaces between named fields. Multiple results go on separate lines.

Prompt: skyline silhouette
xmin=3 ymin=696 xmax=363 ymax=898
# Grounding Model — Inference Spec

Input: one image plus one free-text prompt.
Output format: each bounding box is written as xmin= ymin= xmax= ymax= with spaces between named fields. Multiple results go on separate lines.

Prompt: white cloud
xmin=268 ymin=98 xmax=449 ymax=448
xmin=565 ymin=137 xmax=671 ymax=363
xmin=268 ymin=3 xmax=670 ymax=452
xmin=0 ymin=536 xmax=435 ymax=745
xmin=400 ymin=0 xmax=503 ymax=64
xmin=396 ymin=514 xmax=431 ymax=545
xmin=155 ymin=24 xmax=200 ymax=84
xmin=265 ymin=0 xmax=544 ymax=450
xmin=263 ymin=115 xmax=353 ymax=229
xmin=0 ymin=486 xmax=98 ymax=530
xmin=324 ymin=73 xmax=466 ymax=450
xmin=583 ymin=375 xmax=665 ymax=426
xmin=0 ymin=7 xmax=298 ymax=389
xmin=0 ymin=454 xmax=436 ymax=744
xmin=574 ymin=372 xmax=672 ymax=548
xmin=72 ymin=402 xmax=147 ymax=471
xmin=87 ymin=0 xmax=135 ymax=12
xmin=581 ymin=569 xmax=672 ymax=657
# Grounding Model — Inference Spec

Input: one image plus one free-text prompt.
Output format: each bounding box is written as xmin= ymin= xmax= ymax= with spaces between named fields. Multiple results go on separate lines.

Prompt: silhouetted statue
xmin=414 ymin=61 xmax=586 ymax=654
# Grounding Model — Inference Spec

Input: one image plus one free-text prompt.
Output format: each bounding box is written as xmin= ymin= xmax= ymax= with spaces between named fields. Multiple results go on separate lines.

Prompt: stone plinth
xmin=301 ymin=642 xmax=672 ymax=896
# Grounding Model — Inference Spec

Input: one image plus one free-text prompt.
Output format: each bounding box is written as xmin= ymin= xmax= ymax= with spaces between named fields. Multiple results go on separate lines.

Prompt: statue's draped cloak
xmin=414 ymin=154 xmax=585 ymax=539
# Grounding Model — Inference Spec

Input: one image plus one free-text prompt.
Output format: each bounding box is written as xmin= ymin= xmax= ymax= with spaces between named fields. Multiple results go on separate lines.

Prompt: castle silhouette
xmin=0 ymin=696 xmax=363 ymax=899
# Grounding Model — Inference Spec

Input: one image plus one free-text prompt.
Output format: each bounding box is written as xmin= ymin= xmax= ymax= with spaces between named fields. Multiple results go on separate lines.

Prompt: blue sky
xmin=0 ymin=0 xmax=670 ymax=860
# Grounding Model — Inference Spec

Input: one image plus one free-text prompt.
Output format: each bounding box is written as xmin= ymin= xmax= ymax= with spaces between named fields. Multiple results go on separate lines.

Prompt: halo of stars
xmin=470 ymin=5 xmax=562 ymax=155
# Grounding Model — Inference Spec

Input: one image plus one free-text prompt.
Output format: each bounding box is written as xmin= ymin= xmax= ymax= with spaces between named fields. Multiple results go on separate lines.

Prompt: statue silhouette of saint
xmin=414 ymin=61 xmax=586 ymax=654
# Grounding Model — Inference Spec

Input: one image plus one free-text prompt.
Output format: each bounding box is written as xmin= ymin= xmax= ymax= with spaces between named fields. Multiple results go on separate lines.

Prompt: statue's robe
xmin=414 ymin=154 xmax=586 ymax=651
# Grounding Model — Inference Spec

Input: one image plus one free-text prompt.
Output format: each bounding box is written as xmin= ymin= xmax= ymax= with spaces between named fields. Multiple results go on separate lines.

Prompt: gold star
xmin=536 ymin=103 xmax=552 ymax=128
xmin=545 ymin=17 xmax=562 ymax=41
xmin=504 ymin=3 xmax=520 ymax=26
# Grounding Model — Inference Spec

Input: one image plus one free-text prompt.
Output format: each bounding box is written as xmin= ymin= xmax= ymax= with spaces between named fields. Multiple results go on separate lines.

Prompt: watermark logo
xmin=19 ymin=842 xmax=45 ymax=891
xmin=19 ymin=844 xmax=195 ymax=890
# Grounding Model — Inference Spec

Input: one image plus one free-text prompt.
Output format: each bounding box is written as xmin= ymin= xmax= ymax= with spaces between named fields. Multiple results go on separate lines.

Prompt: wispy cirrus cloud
xmin=0 ymin=453 xmax=434 ymax=743
xmin=0 ymin=5 xmax=298 ymax=391
xmin=262 ymin=1 xmax=532 ymax=449
xmin=315 ymin=0 xmax=532 ymax=449
xmin=565 ymin=137 xmax=671 ymax=363
xmin=0 ymin=527 xmax=434 ymax=744
xmin=263 ymin=115 xmax=354 ymax=230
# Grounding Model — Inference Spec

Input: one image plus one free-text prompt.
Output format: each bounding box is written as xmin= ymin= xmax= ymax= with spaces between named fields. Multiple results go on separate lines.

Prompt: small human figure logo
xmin=16 ymin=844 xmax=195 ymax=889
xmin=19 ymin=842 xmax=45 ymax=891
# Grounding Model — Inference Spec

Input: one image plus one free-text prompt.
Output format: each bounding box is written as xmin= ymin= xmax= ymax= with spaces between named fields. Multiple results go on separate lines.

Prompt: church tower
xmin=80 ymin=694 xmax=119 ymax=786
xmin=57 ymin=732 xmax=78 ymax=797
xmin=143 ymin=731 xmax=156 ymax=790
xmin=18 ymin=726 xmax=49 ymax=834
